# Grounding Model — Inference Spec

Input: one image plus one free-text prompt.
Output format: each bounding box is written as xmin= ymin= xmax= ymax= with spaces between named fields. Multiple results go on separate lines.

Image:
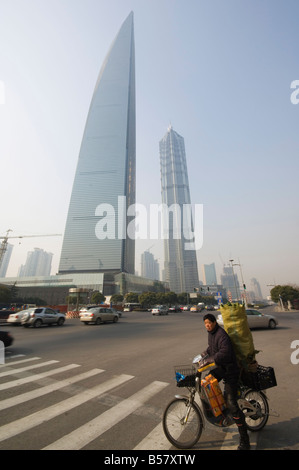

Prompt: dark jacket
xmin=206 ymin=323 xmax=239 ymax=382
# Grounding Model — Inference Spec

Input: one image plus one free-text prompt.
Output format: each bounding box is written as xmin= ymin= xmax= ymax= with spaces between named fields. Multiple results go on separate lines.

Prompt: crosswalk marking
xmin=1 ymin=356 xmax=255 ymax=450
xmin=43 ymin=380 xmax=169 ymax=450
xmin=0 ymin=363 xmax=80 ymax=391
xmin=0 ymin=368 xmax=104 ymax=411
xmin=0 ymin=357 xmax=40 ymax=367
xmin=0 ymin=373 xmax=134 ymax=443
xmin=134 ymin=422 xmax=171 ymax=450
xmin=0 ymin=359 xmax=59 ymax=377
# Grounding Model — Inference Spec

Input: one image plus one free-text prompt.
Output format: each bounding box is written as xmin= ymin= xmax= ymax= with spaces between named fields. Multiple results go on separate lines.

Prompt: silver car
xmin=152 ymin=305 xmax=169 ymax=315
xmin=217 ymin=309 xmax=278 ymax=329
xmin=80 ymin=307 xmax=119 ymax=325
xmin=7 ymin=310 xmax=28 ymax=325
xmin=21 ymin=308 xmax=65 ymax=328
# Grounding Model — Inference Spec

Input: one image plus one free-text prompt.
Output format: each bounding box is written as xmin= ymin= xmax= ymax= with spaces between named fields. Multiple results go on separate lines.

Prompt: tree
xmin=0 ymin=286 xmax=11 ymax=303
xmin=177 ymin=292 xmax=188 ymax=304
xmin=124 ymin=292 xmax=139 ymax=303
xmin=164 ymin=291 xmax=178 ymax=305
xmin=110 ymin=294 xmax=123 ymax=304
xmin=138 ymin=291 xmax=157 ymax=308
xmin=91 ymin=292 xmax=106 ymax=304
xmin=270 ymin=285 xmax=299 ymax=305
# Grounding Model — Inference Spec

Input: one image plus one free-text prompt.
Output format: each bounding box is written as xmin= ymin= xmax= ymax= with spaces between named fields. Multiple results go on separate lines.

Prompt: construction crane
xmin=0 ymin=230 xmax=62 ymax=268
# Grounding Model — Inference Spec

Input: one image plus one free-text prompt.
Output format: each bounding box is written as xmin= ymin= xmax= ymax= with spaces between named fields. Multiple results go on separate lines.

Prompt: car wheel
xmin=95 ymin=317 xmax=101 ymax=325
xmin=268 ymin=319 xmax=276 ymax=329
xmin=34 ymin=319 xmax=42 ymax=328
xmin=57 ymin=318 xmax=65 ymax=326
xmin=113 ymin=316 xmax=118 ymax=323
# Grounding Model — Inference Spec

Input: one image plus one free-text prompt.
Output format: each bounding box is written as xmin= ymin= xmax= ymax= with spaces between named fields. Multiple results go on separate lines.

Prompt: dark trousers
xmin=211 ymin=368 xmax=246 ymax=427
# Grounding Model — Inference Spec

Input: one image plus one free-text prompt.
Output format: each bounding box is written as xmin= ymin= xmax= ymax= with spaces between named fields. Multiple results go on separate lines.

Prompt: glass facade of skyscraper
xmin=159 ymin=126 xmax=199 ymax=293
xmin=59 ymin=12 xmax=135 ymax=275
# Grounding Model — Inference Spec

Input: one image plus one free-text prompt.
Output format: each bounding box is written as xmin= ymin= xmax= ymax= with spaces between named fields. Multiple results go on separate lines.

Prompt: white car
xmin=217 ymin=309 xmax=278 ymax=329
xmin=80 ymin=307 xmax=119 ymax=325
xmin=7 ymin=311 xmax=27 ymax=325
xmin=190 ymin=306 xmax=199 ymax=312
xmin=152 ymin=305 xmax=168 ymax=315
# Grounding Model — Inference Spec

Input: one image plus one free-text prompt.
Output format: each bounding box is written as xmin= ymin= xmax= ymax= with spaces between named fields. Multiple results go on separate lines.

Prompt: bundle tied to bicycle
xmin=220 ymin=303 xmax=259 ymax=372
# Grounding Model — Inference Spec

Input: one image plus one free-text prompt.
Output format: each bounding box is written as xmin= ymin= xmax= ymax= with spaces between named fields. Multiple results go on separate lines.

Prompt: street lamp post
xmin=232 ymin=260 xmax=248 ymax=308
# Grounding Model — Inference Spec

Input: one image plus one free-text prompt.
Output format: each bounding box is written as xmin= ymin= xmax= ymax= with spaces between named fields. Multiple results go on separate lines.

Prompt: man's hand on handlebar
xmin=197 ymin=355 xmax=215 ymax=370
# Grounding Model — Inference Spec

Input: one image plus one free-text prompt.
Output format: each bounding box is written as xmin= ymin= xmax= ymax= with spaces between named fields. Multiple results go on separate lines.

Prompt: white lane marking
xmin=0 ymin=363 xmax=80 ymax=391
xmin=0 ymin=368 xmax=104 ymax=411
xmin=0 ymin=374 xmax=134 ymax=443
xmin=0 ymin=360 xmax=59 ymax=377
xmin=43 ymin=380 xmax=169 ymax=450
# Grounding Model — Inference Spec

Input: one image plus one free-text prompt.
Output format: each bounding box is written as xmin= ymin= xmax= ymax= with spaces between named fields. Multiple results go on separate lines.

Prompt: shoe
xmin=237 ymin=430 xmax=250 ymax=450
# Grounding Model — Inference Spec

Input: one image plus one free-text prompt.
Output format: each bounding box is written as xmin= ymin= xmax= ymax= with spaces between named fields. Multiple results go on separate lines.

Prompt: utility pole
xmin=232 ymin=259 xmax=248 ymax=308
xmin=229 ymin=259 xmax=239 ymax=301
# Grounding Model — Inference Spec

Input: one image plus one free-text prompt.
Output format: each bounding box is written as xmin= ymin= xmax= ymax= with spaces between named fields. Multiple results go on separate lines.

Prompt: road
xmin=0 ymin=308 xmax=298 ymax=451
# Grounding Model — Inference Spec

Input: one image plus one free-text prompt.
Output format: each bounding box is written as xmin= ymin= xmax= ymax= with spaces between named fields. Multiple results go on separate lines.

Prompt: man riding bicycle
xmin=201 ymin=313 xmax=250 ymax=450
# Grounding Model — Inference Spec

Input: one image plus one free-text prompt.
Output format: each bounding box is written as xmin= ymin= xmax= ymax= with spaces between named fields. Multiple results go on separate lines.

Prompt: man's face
xmin=204 ymin=319 xmax=217 ymax=332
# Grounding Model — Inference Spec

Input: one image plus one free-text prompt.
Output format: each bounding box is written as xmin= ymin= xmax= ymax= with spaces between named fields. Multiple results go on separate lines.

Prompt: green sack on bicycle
xmin=220 ymin=303 xmax=257 ymax=369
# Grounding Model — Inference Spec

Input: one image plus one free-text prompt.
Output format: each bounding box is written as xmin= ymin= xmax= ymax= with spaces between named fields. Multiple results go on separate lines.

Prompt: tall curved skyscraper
xmin=160 ymin=126 xmax=199 ymax=293
xmin=59 ymin=12 xmax=135 ymax=274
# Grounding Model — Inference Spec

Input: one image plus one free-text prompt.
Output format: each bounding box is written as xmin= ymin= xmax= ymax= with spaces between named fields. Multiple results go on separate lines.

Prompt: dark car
xmin=0 ymin=309 xmax=12 ymax=322
xmin=0 ymin=330 xmax=14 ymax=347
xmin=169 ymin=306 xmax=181 ymax=312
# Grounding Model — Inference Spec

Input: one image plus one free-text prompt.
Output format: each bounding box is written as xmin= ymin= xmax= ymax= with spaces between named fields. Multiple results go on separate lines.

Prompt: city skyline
xmin=0 ymin=1 xmax=298 ymax=298
xmin=18 ymin=247 xmax=53 ymax=277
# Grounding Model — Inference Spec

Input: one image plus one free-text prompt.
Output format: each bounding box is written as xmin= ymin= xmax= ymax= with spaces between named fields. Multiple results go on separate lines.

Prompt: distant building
xmin=202 ymin=263 xmax=217 ymax=285
xmin=141 ymin=251 xmax=159 ymax=280
xmin=159 ymin=126 xmax=199 ymax=293
xmin=220 ymin=265 xmax=240 ymax=301
xmin=0 ymin=243 xmax=13 ymax=277
xmin=18 ymin=248 xmax=53 ymax=277
xmin=250 ymin=277 xmax=263 ymax=300
xmin=0 ymin=272 xmax=168 ymax=305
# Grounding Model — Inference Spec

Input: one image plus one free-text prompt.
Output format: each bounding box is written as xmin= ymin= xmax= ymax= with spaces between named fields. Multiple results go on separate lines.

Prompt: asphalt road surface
xmin=0 ymin=308 xmax=298 ymax=451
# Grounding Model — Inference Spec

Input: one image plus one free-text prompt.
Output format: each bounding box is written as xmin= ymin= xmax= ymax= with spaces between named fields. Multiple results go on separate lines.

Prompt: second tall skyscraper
xmin=159 ymin=126 xmax=199 ymax=293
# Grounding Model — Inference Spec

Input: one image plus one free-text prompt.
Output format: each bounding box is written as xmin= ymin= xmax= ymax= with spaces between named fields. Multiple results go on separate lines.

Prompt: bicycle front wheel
xmin=241 ymin=389 xmax=269 ymax=431
xmin=162 ymin=397 xmax=203 ymax=449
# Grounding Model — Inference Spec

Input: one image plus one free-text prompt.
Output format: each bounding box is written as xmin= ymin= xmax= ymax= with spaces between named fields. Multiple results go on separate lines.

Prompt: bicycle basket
xmin=174 ymin=366 xmax=197 ymax=388
xmin=242 ymin=365 xmax=277 ymax=391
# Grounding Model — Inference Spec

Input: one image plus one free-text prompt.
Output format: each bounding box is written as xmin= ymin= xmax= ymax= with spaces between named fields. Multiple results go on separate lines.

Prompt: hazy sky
xmin=0 ymin=0 xmax=298 ymax=297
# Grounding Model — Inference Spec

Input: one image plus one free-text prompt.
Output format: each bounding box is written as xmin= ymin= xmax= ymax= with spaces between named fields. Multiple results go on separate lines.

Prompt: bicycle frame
xmin=163 ymin=361 xmax=274 ymax=449
xmin=174 ymin=371 xmax=269 ymax=431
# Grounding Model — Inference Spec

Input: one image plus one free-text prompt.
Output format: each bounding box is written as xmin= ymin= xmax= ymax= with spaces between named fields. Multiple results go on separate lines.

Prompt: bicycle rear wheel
xmin=240 ymin=389 xmax=269 ymax=431
xmin=162 ymin=397 xmax=203 ymax=449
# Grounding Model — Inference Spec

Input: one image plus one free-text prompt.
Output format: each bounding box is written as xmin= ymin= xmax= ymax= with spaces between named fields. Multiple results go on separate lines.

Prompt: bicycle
xmin=162 ymin=355 xmax=277 ymax=449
